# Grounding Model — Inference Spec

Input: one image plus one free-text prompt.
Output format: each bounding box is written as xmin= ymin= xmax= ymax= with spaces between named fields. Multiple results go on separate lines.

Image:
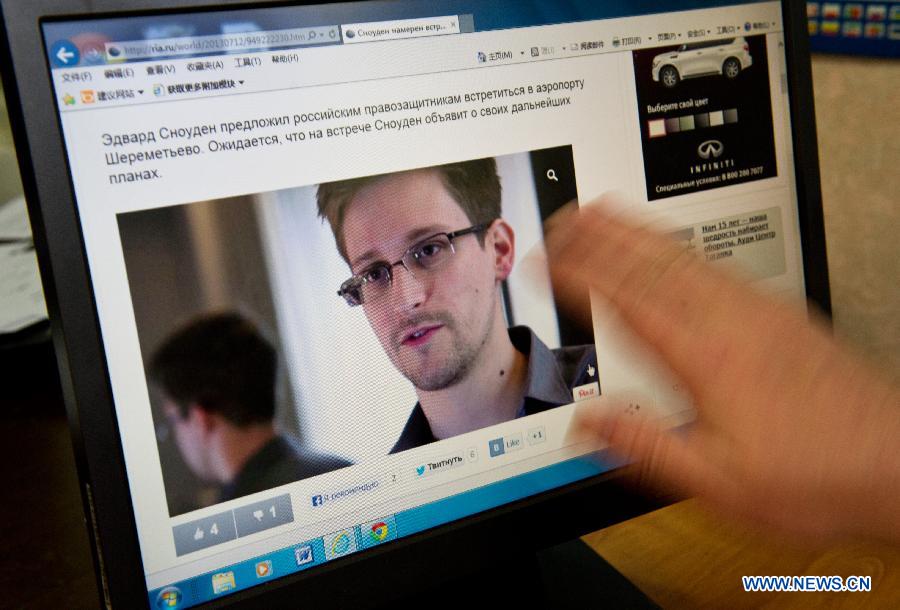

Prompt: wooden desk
xmin=585 ymin=500 xmax=900 ymax=608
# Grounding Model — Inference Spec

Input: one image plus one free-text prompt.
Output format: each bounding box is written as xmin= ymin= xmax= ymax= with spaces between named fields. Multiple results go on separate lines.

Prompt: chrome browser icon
xmin=370 ymin=522 xmax=389 ymax=542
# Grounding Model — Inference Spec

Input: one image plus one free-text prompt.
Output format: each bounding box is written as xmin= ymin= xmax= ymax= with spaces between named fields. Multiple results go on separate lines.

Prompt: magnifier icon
xmin=546 ymin=169 xmax=558 ymax=182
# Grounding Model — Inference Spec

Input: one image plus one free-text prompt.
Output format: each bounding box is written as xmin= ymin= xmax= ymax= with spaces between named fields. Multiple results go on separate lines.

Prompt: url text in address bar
xmin=104 ymin=26 xmax=340 ymax=61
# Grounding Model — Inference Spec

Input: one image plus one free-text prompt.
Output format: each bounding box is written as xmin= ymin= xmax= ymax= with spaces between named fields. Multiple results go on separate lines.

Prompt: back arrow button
xmin=50 ymin=40 xmax=80 ymax=67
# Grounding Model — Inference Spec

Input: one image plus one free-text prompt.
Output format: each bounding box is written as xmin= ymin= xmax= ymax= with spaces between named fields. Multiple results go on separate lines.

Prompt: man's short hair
xmin=149 ymin=312 xmax=277 ymax=426
xmin=317 ymin=157 xmax=501 ymax=261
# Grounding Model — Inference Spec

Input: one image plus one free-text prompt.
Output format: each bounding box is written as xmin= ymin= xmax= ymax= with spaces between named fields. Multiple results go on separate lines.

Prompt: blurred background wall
xmin=811 ymin=55 xmax=899 ymax=379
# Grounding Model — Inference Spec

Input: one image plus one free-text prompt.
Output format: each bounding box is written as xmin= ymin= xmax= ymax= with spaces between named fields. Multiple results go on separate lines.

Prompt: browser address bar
xmin=104 ymin=26 xmax=340 ymax=61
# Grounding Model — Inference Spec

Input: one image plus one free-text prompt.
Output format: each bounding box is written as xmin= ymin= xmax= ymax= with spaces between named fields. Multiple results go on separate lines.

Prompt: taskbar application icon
xmin=358 ymin=514 xmax=398 ymax=550
xmin=211 ymin=571 xmax=236 ymax=594
xmin=323 ymin=528 xmax=358 ymax=560
xmin=155 ymin=586 xmax=183 ymax=609
xmin=371 ymin=521 xmax=389 ymax=542
xmin=295 ymin=544 xmax=314 ymax=566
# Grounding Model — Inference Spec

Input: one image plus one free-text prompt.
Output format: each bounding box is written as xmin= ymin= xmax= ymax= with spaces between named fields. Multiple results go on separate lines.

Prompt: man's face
xmin=163 ymin=399 xmax=212 ymax=481
xmin=341 ymin=170 xmax=510 ymax=391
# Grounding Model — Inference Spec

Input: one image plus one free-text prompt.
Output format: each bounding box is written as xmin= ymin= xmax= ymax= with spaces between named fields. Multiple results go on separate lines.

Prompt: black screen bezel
xmin=0 ymin=0 xmax=828 ymax=606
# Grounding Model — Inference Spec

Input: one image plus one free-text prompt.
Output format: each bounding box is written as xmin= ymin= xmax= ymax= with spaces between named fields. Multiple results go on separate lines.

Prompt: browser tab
xmin=340 ymin=15 xmax=464 ymax=44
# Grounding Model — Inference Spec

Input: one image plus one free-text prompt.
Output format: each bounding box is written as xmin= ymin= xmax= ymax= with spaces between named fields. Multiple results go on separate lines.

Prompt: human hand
xmin=546 ymin=200 xmax=900 ymax=542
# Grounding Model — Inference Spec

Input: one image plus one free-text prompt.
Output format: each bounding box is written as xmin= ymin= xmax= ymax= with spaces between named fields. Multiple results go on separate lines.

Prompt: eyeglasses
xmin=338 ymin=223 xmax=490 ymax=307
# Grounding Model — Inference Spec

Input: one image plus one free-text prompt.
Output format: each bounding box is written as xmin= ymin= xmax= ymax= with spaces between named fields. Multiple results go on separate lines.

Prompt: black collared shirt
xmin=220 ymin=436 xmax=352 ymax=502
xmin=390 ymin=326 xmax=598 ymax=454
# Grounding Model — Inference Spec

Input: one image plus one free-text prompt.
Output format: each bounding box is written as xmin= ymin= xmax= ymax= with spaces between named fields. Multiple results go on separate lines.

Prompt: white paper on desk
xmin=0 ymin=196 xmax=32 ymax=240
xmin=0 ymin=242 xmax=48 ymax=333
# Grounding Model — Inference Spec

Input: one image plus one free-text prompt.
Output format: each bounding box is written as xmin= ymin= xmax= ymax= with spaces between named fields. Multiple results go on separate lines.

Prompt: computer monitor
xmin=0 ymin=0 xmax=828 ymax=607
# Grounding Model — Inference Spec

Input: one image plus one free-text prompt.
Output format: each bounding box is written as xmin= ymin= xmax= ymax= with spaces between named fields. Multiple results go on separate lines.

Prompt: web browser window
xmin=43 ymin=1 xmax=805 ymax=606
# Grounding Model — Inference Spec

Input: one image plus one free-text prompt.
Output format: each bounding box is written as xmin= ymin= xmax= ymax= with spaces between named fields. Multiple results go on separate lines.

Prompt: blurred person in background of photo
xmin=150 ymin=312 xmax=351 ymax=503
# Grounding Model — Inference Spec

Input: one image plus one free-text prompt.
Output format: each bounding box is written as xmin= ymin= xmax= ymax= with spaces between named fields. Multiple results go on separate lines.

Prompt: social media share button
xmin=358 ymin=514 xmax=398 ymax=550
xmin=489 ymin=438 xmax=505 ymax=457
xmin=172 ymin=510 xmax=236 ymax=556
xmin=233 ymin=494 xmax=293 ymax=537
xmin=527 ymin=426 xmax=547 ymax=446
xmin=504 ymin=433 xmax=524 ymax=452
xmin=415 ymin=451 xmax=465 ymax=478
xmin=573 ymin=381 xmax=600 ymax=402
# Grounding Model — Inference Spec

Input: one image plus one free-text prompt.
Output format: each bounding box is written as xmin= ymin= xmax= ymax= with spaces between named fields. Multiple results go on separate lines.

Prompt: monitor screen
xmin=41 ymin=1 xmax=807 ymax=606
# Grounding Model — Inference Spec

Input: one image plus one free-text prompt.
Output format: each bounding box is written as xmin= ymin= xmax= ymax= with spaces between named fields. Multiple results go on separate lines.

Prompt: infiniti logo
xmin=697 ymin=140 xmax=724 ymax=160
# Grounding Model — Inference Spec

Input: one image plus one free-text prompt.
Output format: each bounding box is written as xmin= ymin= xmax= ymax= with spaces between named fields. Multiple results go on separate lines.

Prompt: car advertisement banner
xmin=632 ymin=34 xmax=777 ymax=201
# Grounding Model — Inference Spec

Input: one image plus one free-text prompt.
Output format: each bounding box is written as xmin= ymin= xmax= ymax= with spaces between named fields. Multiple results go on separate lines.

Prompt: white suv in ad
xmin=651 ymin=37 xmax=753 ymax=88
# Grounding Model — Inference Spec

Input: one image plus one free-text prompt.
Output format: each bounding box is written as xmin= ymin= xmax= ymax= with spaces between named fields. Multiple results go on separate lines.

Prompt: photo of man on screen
xmin=150 ymin=313 xmax=351 ymax=502
xmin=317 ymin=158 xmax=598 ymax=453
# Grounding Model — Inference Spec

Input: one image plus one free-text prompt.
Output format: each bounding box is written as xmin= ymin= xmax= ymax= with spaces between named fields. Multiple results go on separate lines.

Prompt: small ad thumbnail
xmin=632 ymin=34 xmax=777 ymax=201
